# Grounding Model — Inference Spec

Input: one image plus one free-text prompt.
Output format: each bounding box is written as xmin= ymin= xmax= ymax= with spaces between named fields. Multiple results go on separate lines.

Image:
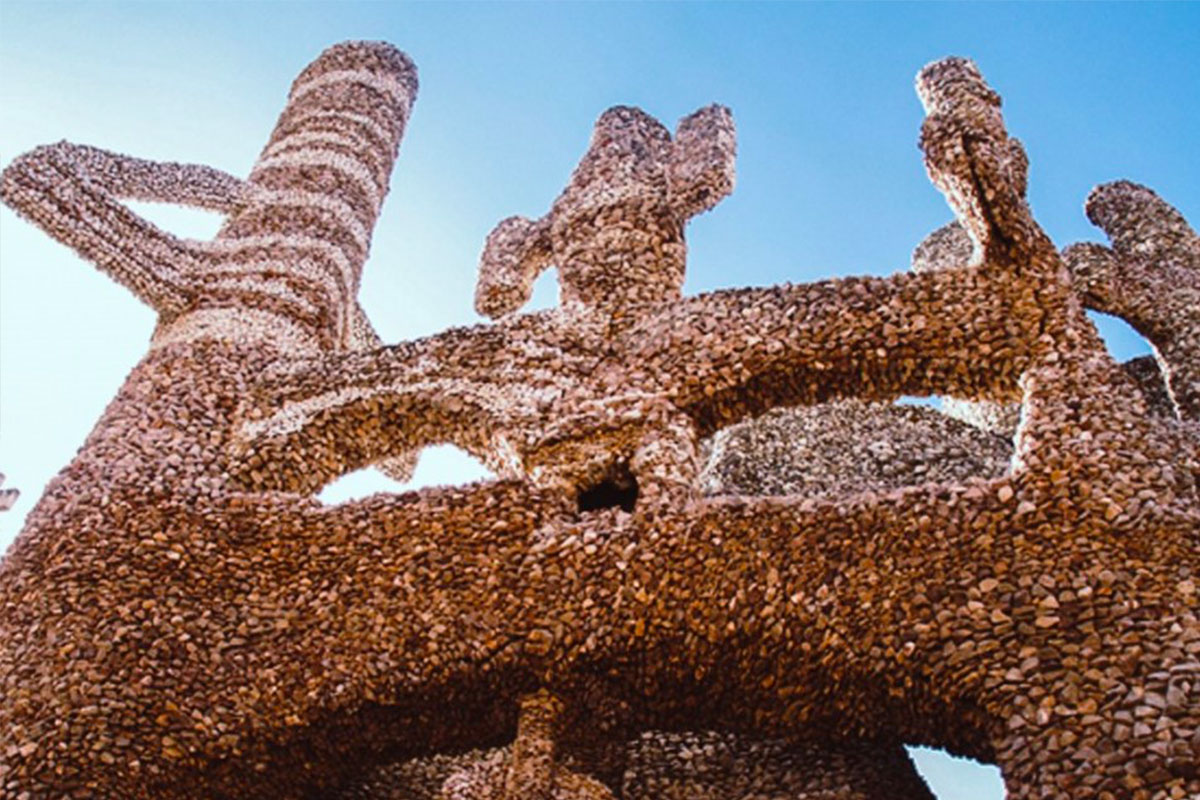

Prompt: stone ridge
xmin=0 ymin=40 xmax=1198 ymax=800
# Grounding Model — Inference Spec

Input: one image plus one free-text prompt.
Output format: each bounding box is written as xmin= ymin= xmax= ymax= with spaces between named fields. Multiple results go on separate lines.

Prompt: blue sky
xmin=1 ymin=3 xmax=1196 ymax=797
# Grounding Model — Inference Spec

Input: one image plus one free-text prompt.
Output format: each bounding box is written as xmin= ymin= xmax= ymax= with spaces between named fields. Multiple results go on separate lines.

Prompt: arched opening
xmin=1086 ymin=309 xmax=1154 ymax=363
xmin=525 ymin=265 xmax=560 ymax=312
xmin=896 ymin=395 xmax=943 ymax=410
xmin=317 ymin=444 xmax=495 ymax=505
xmin=125 ymin=200 xmax=225 ymax=240
xmin=1086 ymin=310 xmax=1173 ymax=416
xmin=908 ymin=745 xmax=1005 ymax=799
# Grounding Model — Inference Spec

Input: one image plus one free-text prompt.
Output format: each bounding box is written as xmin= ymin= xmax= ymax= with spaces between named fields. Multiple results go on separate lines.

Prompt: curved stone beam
xmin=232 ymin=314 xmax=603 ymax=493
xmin=623 ymin=266 xmax=1038 ymax=436
xmin=1062 ymin=181 xmax=1200 ymax=419
xmin=0 ymin=142 xmax=213 ymax=315
xmin=43 ymin=142 xmax=253 ymax=212
xmin=243 ymin=264 xmax=1038 ymax=498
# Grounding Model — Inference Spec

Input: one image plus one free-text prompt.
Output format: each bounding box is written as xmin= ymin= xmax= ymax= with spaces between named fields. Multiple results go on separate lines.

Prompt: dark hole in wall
xmin=577 ymin=464 xmax=639 ymax=513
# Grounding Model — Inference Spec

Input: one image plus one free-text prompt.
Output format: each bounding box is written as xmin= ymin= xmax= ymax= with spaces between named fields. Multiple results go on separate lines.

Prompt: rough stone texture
xmin=622 ymin=733 xmax=935 ymax=800
xmin=909 ymin=220 xmax=1021 ymax=437
xmin=475 ymin=104 xmax=735 ymax=321
xmin=1123 ymin=354 xmax=1177 ymax=420
xmin=346 ymin=733 xmax=935 ymax=800
xmin=701 ymin=400 xmax=1012 ymax=500
xmin=1 ymin=42 xmax=1198 ymax=800
xmin=1063 ymin=180 xmax=1200 ymax=421
xmin=912 ymin=219 xmax=1182 ymax=436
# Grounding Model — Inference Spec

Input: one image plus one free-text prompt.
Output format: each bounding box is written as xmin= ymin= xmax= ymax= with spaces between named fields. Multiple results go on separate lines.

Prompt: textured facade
xmin=1 ymin=41 xmax=1198 ymax=800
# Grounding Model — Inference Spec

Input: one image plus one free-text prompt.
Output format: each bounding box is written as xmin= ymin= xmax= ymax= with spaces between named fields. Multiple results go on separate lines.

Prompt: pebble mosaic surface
xmin=1 ymin=41 xmax=1198 ymax=800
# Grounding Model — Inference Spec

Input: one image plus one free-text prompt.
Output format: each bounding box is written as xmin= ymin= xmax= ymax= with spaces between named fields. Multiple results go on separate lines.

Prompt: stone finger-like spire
xmin=476 ymin=104 xmax=736 ymax=320
xmin=1085 ymin=179 xmax=1195 ymax=261
xmin=475 ymin=216 xmax=554 ymax=319
xmin=185 ymin=41 xmax=419 ymax=352
xmin=667 ymin=104 xmax=736 ymax=220
xmin=913 ymin=57 xmax=1113 ymax=446
xmin=917 ymin=58 xmax=1052 ymax=269
xmin=1062 ymin=180 xmax=1200 ymax=419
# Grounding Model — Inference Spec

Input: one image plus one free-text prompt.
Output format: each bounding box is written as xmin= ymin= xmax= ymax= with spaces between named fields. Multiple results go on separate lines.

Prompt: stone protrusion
xmin=1063 ymin=180 xmax=1200 ymax=419
xmin=475 ymin=104 xmax=735 ymax=319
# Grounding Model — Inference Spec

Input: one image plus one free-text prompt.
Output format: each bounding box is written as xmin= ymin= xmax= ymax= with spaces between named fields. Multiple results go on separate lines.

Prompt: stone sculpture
xmin=1 ymin=41 xmax=1197 ymax=800
xmin=475 ymin=104 xmax=735 ymax=320
xmin=1063 ymin=181 xmax=1200 ymax=421
xmin=0 ymin=475 xmax=16 ymax=512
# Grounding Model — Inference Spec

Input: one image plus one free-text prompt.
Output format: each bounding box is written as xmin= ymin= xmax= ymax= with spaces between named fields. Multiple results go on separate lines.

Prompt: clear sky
xmin=1 ymin=3 xmax=1196 ymax=797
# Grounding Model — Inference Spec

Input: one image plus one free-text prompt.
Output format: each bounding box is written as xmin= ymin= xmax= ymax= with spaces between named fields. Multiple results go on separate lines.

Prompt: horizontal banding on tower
xmin=210 ymin=42 xmax=418 ymax=348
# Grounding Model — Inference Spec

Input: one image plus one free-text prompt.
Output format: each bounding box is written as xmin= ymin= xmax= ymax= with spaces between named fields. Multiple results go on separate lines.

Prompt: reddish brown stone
xmin=1 ymin=42 xmax=1197 ymax=800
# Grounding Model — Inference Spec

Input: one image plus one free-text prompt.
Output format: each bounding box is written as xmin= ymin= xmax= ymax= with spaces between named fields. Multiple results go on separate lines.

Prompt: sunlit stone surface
xmin=1 ymin=42 xmax=1197 ymax=800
